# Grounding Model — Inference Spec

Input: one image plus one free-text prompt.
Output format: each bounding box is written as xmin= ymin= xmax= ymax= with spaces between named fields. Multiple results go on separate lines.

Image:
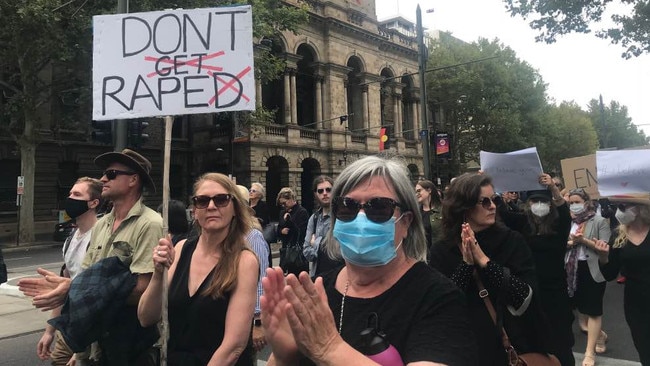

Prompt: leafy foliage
xmin=503 ymin=0 xmax=650 ymax=58
xmin=587 ymin=98 xmax=649 ymax=148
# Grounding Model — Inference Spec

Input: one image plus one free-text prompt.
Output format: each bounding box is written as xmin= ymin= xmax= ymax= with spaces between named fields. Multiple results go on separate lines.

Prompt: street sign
xmin=17 ymin=176 xmax=24 ymax=195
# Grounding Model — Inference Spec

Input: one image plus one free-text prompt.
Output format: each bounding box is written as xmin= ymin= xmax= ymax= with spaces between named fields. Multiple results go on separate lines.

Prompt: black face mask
xmin=65 ymin=198 xmax=91 ymax=219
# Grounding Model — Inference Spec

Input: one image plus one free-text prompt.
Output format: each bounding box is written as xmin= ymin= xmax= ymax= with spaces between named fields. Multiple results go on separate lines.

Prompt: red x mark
xmin=145 ymin=51 xmax=225 ymax=78
xmin=208 ymin=66 xmax=252 ymax=105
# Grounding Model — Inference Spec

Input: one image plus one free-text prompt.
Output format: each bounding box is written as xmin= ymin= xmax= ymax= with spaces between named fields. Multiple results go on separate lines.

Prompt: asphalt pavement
xmin=0 ymin=242 xmax=642 ymax=366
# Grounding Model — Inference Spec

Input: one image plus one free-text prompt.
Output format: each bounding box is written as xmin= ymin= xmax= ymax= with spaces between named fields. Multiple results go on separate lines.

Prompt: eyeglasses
xmin=249 ymin=189 xmax=257 ymax=193
xmin=103 ymin=169 xmax=137 ymax=180
xmin=333 ymin=197 xmax=402 ymax=223
xmin=477 ymin=196 xmax=497 ymax=210
xmin=315 ymin=187 xmax=332 ymax=194
xmin=192 ymin=194 xmax=232 ymax=209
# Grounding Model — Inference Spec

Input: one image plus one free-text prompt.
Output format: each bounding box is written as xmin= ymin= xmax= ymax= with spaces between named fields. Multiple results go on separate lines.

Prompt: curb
xmin=574 ymin=352 xmax=640 ymax=366
xmin=1 ymin=242 xmax=62 ymax=254
xmin=0 ymin=282 xmax=25 ymax=298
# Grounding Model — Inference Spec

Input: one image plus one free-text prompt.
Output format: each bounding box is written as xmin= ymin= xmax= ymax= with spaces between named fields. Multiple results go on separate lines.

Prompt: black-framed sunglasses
xmin=103 ymin=169 xmax=137 ymax=180
xmin=192 ymin=194 xmax=232 ymax=209
xmin=477 ymin=196 xmax=497 ymax=210
xmin=569 ymin=188 xmax=586 ymax=195
xmin=315 ymin=187 xmax=332 ymax=194
xmin=333 ymin=196 xmax=403 ymax=223
xmin=617 ymin=203 xmax=633 ymax=212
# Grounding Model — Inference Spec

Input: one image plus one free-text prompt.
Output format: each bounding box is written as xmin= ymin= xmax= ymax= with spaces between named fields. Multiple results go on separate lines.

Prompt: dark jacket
xmin=277 ymin=203 xmax=309 ymax=248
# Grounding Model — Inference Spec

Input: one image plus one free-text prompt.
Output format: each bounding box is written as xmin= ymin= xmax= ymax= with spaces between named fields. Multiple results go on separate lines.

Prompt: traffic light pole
xmin=417 ymin=6 xmax=432 ymax=181
xmin=114 ymin=0 xmax=129 ymax=151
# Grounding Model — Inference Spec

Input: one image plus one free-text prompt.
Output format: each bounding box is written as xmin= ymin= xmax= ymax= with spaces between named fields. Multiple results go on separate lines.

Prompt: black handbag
xmin=279 ymin=242 xmax=309 ymax=276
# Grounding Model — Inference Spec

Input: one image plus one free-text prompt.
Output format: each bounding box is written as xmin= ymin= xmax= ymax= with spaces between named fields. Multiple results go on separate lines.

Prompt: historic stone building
xmin=0 ymin=0 xmax=424 ymax=237
xmin=223 ymin=0 xmax=424 ymax=217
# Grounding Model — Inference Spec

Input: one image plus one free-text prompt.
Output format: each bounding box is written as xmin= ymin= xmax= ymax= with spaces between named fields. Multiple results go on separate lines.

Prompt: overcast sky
xmin=375 ymin=0 xmax=650 ymax=136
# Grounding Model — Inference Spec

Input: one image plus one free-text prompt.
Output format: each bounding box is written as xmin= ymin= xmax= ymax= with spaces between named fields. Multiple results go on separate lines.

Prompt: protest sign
xmin=596 ymin=150 xmax=650 ymax=196
xmin=560 ymin=154 xmax=599 ymax=198
xmin=480 ymin=147 xmax=544 ymax=192
xmin=92 ymin=6 xmax=255 ymax=120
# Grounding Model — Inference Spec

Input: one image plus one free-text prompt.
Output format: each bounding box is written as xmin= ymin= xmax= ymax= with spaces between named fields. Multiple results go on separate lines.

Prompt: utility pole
xmin=114 ymin=0 xmax=129 ymax=151
xmin=416 ymin=5 xmax=431 ymax=180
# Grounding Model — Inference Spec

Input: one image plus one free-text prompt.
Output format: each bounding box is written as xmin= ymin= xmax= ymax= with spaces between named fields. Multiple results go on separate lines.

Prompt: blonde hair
xmin=192 ymin=173 xmax=254 ymax=299
xmin=613 ymin=204 xmax=650 ymax=248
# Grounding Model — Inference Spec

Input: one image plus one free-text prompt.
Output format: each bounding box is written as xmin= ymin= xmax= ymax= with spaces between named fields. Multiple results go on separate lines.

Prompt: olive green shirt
xmin=83 ymin=198 xmax=163 ymax=274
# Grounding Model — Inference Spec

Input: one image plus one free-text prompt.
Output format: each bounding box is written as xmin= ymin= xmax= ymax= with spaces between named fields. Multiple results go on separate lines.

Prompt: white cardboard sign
xmin=480 ymin=147 xmax=545 ymax=192
xmin=596 ymin=150 xmax=650 ymax=196
xmin=92 ymin=6 xmax=255 ymax=120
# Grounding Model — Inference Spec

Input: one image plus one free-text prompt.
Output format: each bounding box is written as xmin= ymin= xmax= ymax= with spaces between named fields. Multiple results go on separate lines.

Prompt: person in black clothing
xmin=249 ymin=182 xmax=270 ymax=228
xmin=497 ymin=174 xmax=575 ymax=366
xmin=276 ymin=187 xmax=309 ymax=275
xmin=415 ymin=179 xmax=442 ymax=251
xmin=429 ymin=173 xmax=554 ymax=366
xmin=157 ymin=200 xmax=189 ymax=246
xmin=260 ymin=155 xmax=477 ymax=366
xmin=598 ymin=198 xmax=650 ymax=365
xmin=0 ymin=247 xmax=6 ymax=284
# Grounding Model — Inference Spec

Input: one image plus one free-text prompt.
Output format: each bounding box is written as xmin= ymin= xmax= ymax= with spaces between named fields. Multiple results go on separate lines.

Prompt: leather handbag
xmin=279 ymin=241 xmax=309 ymax=276
xmin=474 ymin=270 xmax=560 ymax=366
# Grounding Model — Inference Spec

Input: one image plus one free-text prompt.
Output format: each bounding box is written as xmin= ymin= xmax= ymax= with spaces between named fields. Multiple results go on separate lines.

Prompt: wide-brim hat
xmin=526 ymin=190 xmax=552 ymax=202
xmin=95 ymin=149 xmax=156 ymax=192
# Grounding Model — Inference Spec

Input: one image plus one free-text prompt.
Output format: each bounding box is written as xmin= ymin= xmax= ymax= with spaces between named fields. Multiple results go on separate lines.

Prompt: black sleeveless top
xmin=168 ymin=237 xmax=254 ymax=366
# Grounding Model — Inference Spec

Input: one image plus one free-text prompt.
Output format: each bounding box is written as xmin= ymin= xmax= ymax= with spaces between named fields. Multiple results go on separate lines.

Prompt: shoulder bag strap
xmin=473 ymin=270 xmax=518 ymax=364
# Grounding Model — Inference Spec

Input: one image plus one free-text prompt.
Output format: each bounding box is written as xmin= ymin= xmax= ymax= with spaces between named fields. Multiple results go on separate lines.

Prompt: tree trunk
xmin=18 ymin=120 xmax=37 ymax=244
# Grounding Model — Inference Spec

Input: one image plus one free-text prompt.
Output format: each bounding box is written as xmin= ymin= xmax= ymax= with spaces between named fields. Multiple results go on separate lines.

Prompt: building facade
xmin=0 ymin=0 xmax=424 ymax=236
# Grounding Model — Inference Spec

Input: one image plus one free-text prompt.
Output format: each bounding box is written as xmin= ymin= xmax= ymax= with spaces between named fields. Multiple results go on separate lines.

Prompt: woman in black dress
xmin=429 ymin=173 xmax=553 ymax=365
xmin=415 ymin=179 xmax=442 ymax=251
xmin=497 ymin=174 xmax=574 ymax=365
xmin=599 ymin=198 xmax=650 ymax=365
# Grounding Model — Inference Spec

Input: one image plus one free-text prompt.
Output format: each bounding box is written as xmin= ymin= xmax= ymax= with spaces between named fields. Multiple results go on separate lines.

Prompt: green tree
xmin=503 ymin=0 xmax=650 ymax=58
xmin=536 ymin=102 xmax=599 ymax=174
xmin=587 ymin=98 xmax=649 ymax=148
xmin=0 ymin=0 xmax=306 ymax=243
xmin=426 ymin=33 xmax=548 ymax=176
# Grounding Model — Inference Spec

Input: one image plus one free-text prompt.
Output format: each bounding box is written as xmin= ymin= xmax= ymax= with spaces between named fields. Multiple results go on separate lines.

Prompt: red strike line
xmin=208 ymin=66 xmax=252 ymax=105
xmin=144 ymin=51 xmax=225 ymax=78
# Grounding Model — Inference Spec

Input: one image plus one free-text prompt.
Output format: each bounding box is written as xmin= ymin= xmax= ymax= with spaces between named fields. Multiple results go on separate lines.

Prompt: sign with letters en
xmin=480 ymin=147 xmax=544 ymax=192
xmin=596 ymin=150 xmax=650 ymax=196
xmin=92 ymin=6 xmax=255 ymax=120
xmin=560 ymin=154 xmax=599 ymax=198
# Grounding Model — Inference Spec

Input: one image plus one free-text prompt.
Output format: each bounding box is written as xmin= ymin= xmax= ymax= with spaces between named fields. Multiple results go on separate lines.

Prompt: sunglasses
xmin=333 ymin=197 xmax=402 ymax=223
xmin=477 ymin=196 xmax=497 ymax=210
xmin=617 ymin=203 xmax=633 ymax=212
xmin=192 ymin=194 xmax=232 ymax=209
xmin=315 ymin=187 xmax=332 ymax=194
xmin=569 ymin=188 xmax=586 ymax=195
xmin=103 ymin=169 xmax=137 ymax=180
xmin=249 ymin=189 xmax=257 ymax=193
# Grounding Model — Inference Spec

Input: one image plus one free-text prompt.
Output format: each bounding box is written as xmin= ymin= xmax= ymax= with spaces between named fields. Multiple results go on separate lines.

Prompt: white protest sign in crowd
xmin=92 ymin=6 xmax=255 ymax=120
xmin=596 ymin=150 xmax=650 ymax=197
xmin=480 ymin=147 xmax=545 ymax=192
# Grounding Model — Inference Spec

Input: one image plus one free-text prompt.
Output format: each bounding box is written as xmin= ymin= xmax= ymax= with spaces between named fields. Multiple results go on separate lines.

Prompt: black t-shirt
xmin=300 ymin=262 xmax=477 ymax=365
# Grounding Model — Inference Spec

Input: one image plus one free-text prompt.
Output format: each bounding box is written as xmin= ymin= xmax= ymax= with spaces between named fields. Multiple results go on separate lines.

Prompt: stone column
xmin=290 ymin=70 xmax=298 ymax=125
xmin=256 ymin=78 xmax=263 ymax=108
xmin=412 ymin=101 xmax=419 ymax=136
xmin=361 ymin=85 xmax=369 ymax=132
xmin=393 ymin=94 xmax=401 ymax=135
xmin=284 ymin=70 xmax=291 ymax=124
xmin=315 ymin=77 xmax=323 ymax=127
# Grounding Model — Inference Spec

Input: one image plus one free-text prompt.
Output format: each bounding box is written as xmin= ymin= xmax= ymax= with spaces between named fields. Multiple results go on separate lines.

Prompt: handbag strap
xmin=473 ymin=270 xmax=516 ymax=353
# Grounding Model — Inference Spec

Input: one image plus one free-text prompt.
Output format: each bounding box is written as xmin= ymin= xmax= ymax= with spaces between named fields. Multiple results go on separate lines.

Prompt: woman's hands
xmin=461 ymin=223 xmax=490 ymax=267
xmin=261 ymin=268 xmax=342 ymax=364
xmin=260 ymin=267 xmax=299 ymax=364
xmin=593 ymin=239 xmax=610 ymax=264
xmin=152 ymin=236 xmax=175 ymax=273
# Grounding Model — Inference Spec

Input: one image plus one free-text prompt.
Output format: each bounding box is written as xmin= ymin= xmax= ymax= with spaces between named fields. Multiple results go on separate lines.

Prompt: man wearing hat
xmin=19 ymin=149 xmax=163 ymax=365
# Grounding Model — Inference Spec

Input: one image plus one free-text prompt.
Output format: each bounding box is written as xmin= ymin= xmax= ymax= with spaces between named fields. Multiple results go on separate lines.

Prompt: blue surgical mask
xmin=333 ymin=212 xmax=402 ymax=267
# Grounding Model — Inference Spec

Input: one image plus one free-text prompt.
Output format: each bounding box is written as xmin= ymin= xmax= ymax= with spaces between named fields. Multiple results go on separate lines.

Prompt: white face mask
xmin=530 ymin=202 xmax=550 ymax=217
xmin=569 ymin=203 xmax=585 ymax=215
xmin=615 ymin=207 xmax=637 ymax=225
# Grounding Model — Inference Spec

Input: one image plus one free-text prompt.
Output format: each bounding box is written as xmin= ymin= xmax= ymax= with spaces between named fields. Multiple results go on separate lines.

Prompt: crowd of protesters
xmin=13 ymin=151 xmax=650 ymax=366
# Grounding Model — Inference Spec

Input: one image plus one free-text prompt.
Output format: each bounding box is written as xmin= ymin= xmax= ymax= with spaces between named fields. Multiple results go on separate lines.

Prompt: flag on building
xmin=379 ymin=127 xmax=389 ymax=151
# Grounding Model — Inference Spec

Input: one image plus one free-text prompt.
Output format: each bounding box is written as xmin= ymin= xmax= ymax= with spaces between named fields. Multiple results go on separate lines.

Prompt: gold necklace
xmin=338 ymin=279 xmax=350 ymax=334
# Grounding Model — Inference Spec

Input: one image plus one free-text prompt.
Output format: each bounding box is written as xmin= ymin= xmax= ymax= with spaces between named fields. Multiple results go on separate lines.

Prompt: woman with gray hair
xmin=260 ymin=155 xmax=476 ymax=366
